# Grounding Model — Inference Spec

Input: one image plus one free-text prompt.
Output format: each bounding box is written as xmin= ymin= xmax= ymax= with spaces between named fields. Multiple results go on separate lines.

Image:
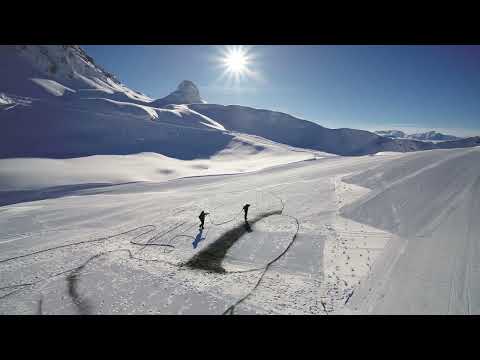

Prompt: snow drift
xmin=341 ymin=147 xmax=480 ymax=237
xmin=340 ymin=147 xmax=480 ymax=314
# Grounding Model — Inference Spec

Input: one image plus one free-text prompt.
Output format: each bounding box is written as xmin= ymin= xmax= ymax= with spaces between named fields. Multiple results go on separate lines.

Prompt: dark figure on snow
xmin=242 ymin=204 xmax=251 ymax=222
xmin=199 ymin=210 xmax=209 ymax=229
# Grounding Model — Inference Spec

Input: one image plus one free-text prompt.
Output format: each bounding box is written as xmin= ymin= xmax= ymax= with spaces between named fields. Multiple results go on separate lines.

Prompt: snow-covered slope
xmin=0 ymin=100 xmax=232 ymax=159
xmin=0 ymin=45 xmax=331 ymax=190
xmin=1 ymin=44 xmax=479 ymax=163
xmin=0 ymin=150 xmax=401 ymax=315
xmin=434 ymin=136 xmax=480 ymax=149
xmin=0 ymin=45 xmax=309 ymax=162
xmin=0 ymin=133 xmax=326 ymax=192
xmin=188 ymin=104 xmax=461 ymax=155
xmin=3 ymin=147 xmax=478 ymax=314
xmin=2 ymin=45 xmax=480 ymax=315
xmin=0 ymin=45 xmax=151 ymax=103
xmin=340 ymin=147 xmax=480 ymax=314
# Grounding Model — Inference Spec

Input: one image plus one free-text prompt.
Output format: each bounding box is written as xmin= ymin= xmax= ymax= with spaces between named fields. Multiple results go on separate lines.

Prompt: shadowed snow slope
xmin=0 ymin=101 xmax=233 ymax=159
xmin=0 ymin=136 xmax=321 ymax=192
xmin=3 ymin=45 xmax=479 ymax=163
xmin=341 ymin=147 xmax=480 ymax=314
xmin=189 ymin=104 xmax=480 ymax=155
xmin=1 ymin=45 xmax=332 ymax=191
xmin=341 ymin=147 xmax=480 ymax=237
xmin=0 ymin=45 xmax=310 ymax=163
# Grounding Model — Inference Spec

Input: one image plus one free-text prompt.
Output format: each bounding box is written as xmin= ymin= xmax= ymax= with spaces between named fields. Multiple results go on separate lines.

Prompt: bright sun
xmin=224 ymin=48 xmax=248 ymax=74
xmin=217 ymin=45 xmax=256 ymax=84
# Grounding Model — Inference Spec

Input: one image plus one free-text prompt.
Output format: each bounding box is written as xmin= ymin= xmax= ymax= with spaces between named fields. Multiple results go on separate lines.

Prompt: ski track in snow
xmin=1 ymin=148 xmax=479 ymax=314
xmin=2 ymin=45 xmax=480 ymax=314
xmin=0 ymin=153 xmax=401 ymax=314
xmin=341 ymin=147 xmax=480 ymax=314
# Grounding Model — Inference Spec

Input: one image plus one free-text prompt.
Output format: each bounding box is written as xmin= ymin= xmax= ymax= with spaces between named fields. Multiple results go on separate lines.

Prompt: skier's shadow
xmin=192 ymin=229 xmax=206 ymax=249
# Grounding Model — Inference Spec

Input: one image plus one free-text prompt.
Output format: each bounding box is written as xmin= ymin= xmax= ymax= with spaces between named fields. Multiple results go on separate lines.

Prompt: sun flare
xmin=223 ymin=48 xmax=248 ymax=74
xmin=216 ymin=45 xmax=256 ymax=84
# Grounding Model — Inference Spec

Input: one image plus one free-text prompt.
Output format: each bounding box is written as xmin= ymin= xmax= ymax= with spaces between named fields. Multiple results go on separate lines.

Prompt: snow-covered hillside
xmin=1 ymin=45 xmax=151 ymax=103
xmin=341 ymin=147 xmax=480 ymax=314
xmin=2 ymin=45 xmax=479 ymax=165
xmin=2 ymin=147 xmax=479 ymax=314
xmin=2 ymin=45 xmax=480 ymax=315
xmin=0 ymin=150 xmax=390 ymax=314
xmin=0 ymin=138 xmax=325 ymax=193
xmin=0 ymin=45 xmax=323 ymax=168
xmin=188 ymin=104 xmax=436 ymax=155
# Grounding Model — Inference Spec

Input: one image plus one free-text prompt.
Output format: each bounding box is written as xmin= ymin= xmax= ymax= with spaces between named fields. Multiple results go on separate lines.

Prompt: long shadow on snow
xmin=185 ymin=210 xmax=281 ymax=273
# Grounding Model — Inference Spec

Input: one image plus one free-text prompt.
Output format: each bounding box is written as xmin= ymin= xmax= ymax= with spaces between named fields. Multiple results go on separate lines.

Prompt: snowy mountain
xmin=3 ymin=45 xmax=480 ymax=315
xmin=408 ymin=131 xmax=461 ymax=141
xmin=0 ymin=45 xmax=254 ymax=159
xmin=189 ymin=104 xmax=480 ymax=155
xmin=189 ymin=104 xmax=417 ymax=155
xmin=1 ymin=44 xmax=479 ymax=162
xmin=0 ymin=45 xmax=152 ymax=103
xmin=374 ymin=130 xmax=407 ymax=139
xmin=1 ymin=45 xmax=329 ymax=187
xmin=375 ymin=129 xmax=463 ymax=141
xmin=150 ymin=80 xmax=205 ymax=107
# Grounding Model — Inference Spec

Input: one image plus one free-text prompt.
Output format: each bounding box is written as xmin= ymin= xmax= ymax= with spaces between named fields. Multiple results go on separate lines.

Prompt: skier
xmin=242 ymin=204 xmax=250 ymax=222
xmin=198 ymin=210 xmax=209 ymax=230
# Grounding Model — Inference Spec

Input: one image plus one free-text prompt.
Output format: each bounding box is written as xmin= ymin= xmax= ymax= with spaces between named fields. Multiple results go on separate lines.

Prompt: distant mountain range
xmin=374 ymin=130 xmax=463 ymax=141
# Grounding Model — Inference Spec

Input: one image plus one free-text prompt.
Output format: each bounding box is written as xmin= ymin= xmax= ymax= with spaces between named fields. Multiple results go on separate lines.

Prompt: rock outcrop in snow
xmin=150 ymin=80 xmax=205 ymax=107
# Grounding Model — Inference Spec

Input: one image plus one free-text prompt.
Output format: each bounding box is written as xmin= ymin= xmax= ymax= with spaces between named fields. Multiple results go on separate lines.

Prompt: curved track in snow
xmin=2 ymin=149 xmax=478 ymax=314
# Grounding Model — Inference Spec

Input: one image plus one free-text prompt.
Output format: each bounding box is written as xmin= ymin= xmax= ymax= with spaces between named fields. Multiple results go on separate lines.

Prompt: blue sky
xmin=82 ymin=45 xmax=480 ymax=137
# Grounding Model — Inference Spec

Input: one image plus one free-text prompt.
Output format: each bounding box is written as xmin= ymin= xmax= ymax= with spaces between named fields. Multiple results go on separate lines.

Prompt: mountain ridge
xmin=1 ymin=44 xmax=479 ymax=159
xmin=375 ymin=129 xmax=463 ymax=141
